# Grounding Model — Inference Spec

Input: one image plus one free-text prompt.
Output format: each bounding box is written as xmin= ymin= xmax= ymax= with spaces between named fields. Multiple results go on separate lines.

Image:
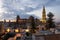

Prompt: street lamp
xmin=15 ymin=29 xmax=19 ymax=33
xmin=25 ymin=29 xmax=29 ymax=32
xmin=6 ymin=28 xmax=10 ymax=32
xmin=25 ymin=29 xmax=30 ymax=36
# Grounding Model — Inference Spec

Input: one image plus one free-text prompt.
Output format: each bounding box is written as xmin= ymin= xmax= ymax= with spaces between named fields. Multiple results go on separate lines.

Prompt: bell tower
xmin=42 ymin=6 xmax=46 ymax=24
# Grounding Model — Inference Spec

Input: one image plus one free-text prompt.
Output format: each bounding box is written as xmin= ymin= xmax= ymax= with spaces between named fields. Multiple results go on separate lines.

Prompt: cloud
xmin=46 ymin=6 xmax=60 ymax=22
xmin=46 ymin=0 xmax=60 ymax=6
xmin=1 ymin=0 xmax=49 ymax=20
xmin=26 ymin=5 xmax=60 ymax=22
xmin=26 ymin=9 xmax=42 ymax=18
xmin=0 ymin=0 xmax=60 ymax=22
xmin=2 ymin=0 xmax=50 ymax=11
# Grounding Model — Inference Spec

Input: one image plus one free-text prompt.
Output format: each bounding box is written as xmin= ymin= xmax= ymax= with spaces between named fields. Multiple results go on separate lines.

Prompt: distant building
xmin=2 ymin=15 xmax=41 ymax=29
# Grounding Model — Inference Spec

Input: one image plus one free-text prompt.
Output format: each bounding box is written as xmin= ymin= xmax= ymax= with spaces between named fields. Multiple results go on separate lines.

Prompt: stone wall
xmin=45 ymin=34 xmax=60 ymax=40
xmin=34 ymin=34 xmax=60 ymax=40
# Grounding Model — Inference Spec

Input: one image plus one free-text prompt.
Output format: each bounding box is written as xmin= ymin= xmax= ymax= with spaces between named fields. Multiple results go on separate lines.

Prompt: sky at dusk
xmin=0 ymin=0 xmax=60 ymax=22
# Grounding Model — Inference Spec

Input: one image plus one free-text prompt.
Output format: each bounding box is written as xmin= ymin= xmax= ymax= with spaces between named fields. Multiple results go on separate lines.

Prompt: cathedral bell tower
xmin=42 ymin=6 xmax=46 ymax=24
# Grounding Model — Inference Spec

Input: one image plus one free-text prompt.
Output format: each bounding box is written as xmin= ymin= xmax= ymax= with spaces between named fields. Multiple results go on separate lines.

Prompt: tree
xmin=2 ymin=32 xmax=16 ymax=40
xmin=46 ymin=12 xmax=55 ymax=29
xmin=29 ymin=16 xmax=36 ymax=33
